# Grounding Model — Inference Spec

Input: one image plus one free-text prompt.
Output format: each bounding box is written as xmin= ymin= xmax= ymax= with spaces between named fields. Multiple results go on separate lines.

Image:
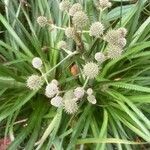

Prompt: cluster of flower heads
xmin=29 ymin=0 xmax=128 ymax=114
xmin=26 ymin=57 xmax=98 ymax=114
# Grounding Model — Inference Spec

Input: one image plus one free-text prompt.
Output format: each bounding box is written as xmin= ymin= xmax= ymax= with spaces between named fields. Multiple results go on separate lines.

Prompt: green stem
xmin=43 ymin=51 xmax=78 ymax=77
xmin=39 ymin=69 xmax=48 ymax=84
xmin=83 ymin=77 xmax=89 ymax=88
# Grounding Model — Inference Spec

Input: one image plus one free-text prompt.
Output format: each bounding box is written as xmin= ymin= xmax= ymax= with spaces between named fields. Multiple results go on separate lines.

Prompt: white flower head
xmin=89 ymin=22 xmax=104 ymax=38
xmin=51 ymin=79 xmax=59 ymax=86
xmin=87 ymin=95 xmax=97 ymax=104
xmin=72 ymin=11 xmax=88 ymax=29
xmin=63 ymin=90 xmax=78 ymax=114
xmin=57 ymin=41 xmax=68 ymax=50
xmin=87 ymin=88 xmax=93 ymax=95
xmin=45 ymin=82 xmax=59 ymax=98
xmin=98 ymin=0 xmax=112 ymax=10
xmin=94 ymin=52 xmax=106 ymax=63
xmin=74 ymin=87 xmax=85 ymax=99
xmin=37 ymin=16 xmax=47 ymax=27
xmin=83 ymin=62 xmax=99 ymax=79
xmin=51 ymin=96 xmax=63 ymax=108
xmin=32 ymin=57 xmax=42 ymax=69
xmin=69 ymin=3 xmax=82 ymax=16
xmin=65 ymin=27 xmax=76 ymax=39
xmin=59 ymin=0 xmax=71 ymax=12
xmin=26 ymin=75 xmax=42 ymax=90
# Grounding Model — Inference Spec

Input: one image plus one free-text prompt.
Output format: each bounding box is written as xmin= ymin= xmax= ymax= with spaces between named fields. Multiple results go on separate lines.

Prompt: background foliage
xmin=0 ymin=0 xmax=150 ymax=149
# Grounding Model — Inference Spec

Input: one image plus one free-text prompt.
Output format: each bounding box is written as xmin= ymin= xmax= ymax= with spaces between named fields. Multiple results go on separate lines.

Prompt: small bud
xmin=51 ymin=96 xmax=63 ymax=108
xmin=87 ymin=88 xmax=93 ymax=95
xmin=94 ymin=52 xmax=105 ymax=63
xmin=87 ymin=95 xmax=97 ymax=104
xmin=51 ymin=79 xmax=59 ymax=86
xmin=74 ymin=87 xmax=85 ymax=99
xmin=45 ymin=83 xmax=59 ymax=98
xmin=32 ymin=57 xmax=42 ymax=69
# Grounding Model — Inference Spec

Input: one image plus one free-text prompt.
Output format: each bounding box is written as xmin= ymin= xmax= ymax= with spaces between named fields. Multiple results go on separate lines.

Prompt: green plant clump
xmin=0 ymin=0 xmax=150 ymax=149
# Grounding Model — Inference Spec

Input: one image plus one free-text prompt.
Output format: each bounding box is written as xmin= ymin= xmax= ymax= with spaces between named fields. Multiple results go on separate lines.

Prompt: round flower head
xmin=87 ymin=95 xmax=97 ymax=104
xmin=69 ymin=3 xmax=82 ymax=16
xmin=65 ymin=27 xmax=76 ymax=39
xmin=32 ymin=57 xmax=42 ymax=69
xmin=87 ymin=88 xmax=93 ymax=95
xmin=26 ymin=75 xmax=42 ymax=90
xmin=83 ymin=62 xmax=99 ymax=79
xmin=98 ymin=0 xmax=112 ymax=10
xmin=104 ymin=29 xmax=127 ymax=48
xmin=37 ymin=16 xmax=47 ymax=27
xmin=117 ymin=27 xmax=127 ymax=37
xmin=104 ymin=29 xmax=121 ymax=45
xmin=59 ymin=0 xmax=71 ymax=12
xmin=72 ymin=11 xmax=88 ymax=29
xmin=51 ymin=96 xmax=63 ymax=108
xmin=94 ymin=52 xmax=106 ymax=63
xmin=63 ymin=90 xmax=78 ymax=114
xmin=89 ymin=22 xmax=104 ymax=38
xmin=45 ymin=82 xmax=59 ymax=98
xmin=74 ymin=87 xmax=85 ymax=99
xmin=57 ymin=41 xmax=68 ymax=50
xmin=51 ymin=79 xmax=59 ymax=86
xmin=107 ymin=46 xmax=123 ymax=59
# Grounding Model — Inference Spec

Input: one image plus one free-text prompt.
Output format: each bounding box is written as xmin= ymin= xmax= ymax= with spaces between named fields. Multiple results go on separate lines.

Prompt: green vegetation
xmin=0 ymin=0 xmax=150 ymax=149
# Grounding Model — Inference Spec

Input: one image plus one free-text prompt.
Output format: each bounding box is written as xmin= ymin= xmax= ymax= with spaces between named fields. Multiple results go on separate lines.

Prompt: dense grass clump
xmin=0 ymin=0 xmax=150 ymax=149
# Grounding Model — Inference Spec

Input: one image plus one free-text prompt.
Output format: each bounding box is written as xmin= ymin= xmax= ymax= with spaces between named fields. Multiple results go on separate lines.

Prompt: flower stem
xmin=43 ymin=51 xmax=78 ymax=77
xmin=83 ymin=77 xmax=89 ymax=88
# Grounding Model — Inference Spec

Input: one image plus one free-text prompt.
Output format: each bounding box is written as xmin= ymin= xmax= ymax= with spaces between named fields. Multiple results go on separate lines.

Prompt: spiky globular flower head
xmin=83 ymin=62 xmax=99 ymax=79
xmin=94 ymin=52 xmax=106 ymax=63
xmin=107 ymin=45 xmax=123 ymax=59
xmin=104 ymin=29 xmax=127 ymax=48
xmin=98 ymin=0 xmax=112 ymax=10
xmin=69 ymin=3 xmax=82 ymax=16
xmin=32 ymin=57 xmax=42 ymax=69
xmin=51 ymin=96 xmax=63 ymax=108
xmin=74 ymin=87 xmax=85 ymax=99
xmin=26 ymin=75 xmax=42 ymax=90
xmin=87 ymin=95 xmax=97 ymax=104
xmin=117 ymin=27 xmax=127 ymax=37
xmin=57 ymin=41 xmax=68 ymax=50
xmin=59 ymin=0 xmax=71 ymax=12
xmin=87 ymin=88 xmax=93 ymax=95
xmin=45 ymin=83 xmax=59 ymax=98
xmin=72 ymin=11 xmax=88 ymax=29
xmin=63 ymin=90 xmax=78 ymax=114
xmin=65 ymin=27 xmax=76 ymax=39
xmin=89 ymin=22 xmax=104 ymax=38
xmin=37 ymin=16 xmax=47 ymax=27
